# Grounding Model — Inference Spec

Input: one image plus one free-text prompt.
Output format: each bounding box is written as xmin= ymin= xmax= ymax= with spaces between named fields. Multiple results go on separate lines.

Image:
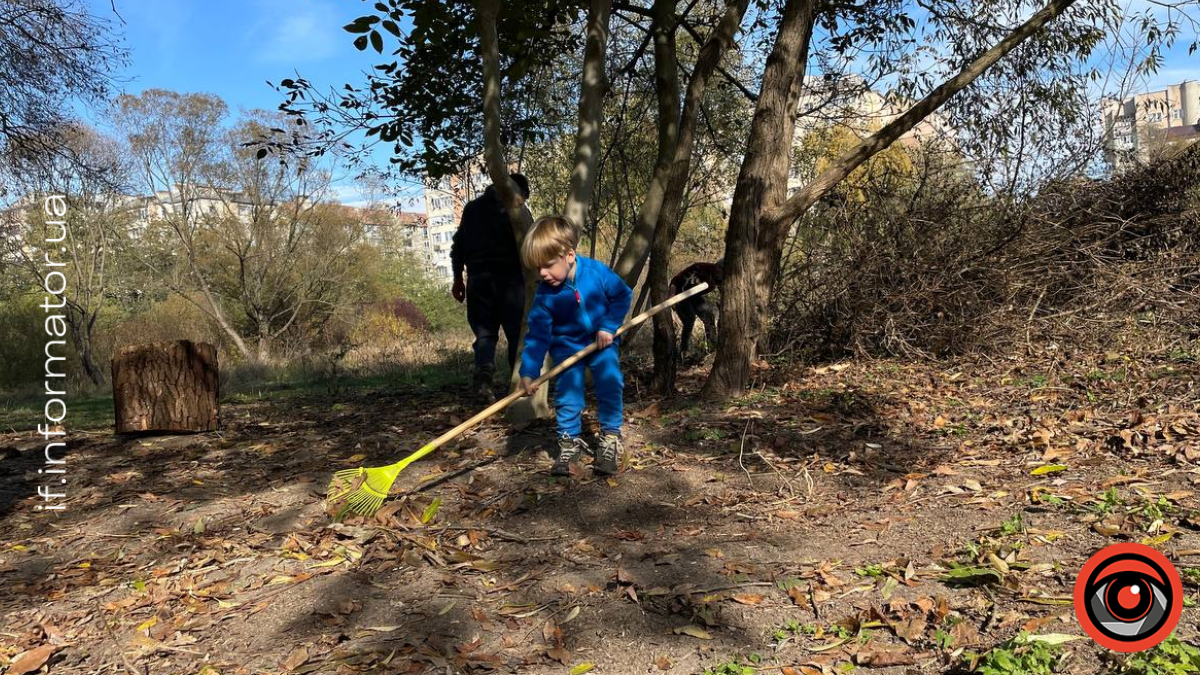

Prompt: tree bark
xmin=564 ymin=0 xmax=613 ymax=231
xmin=703 ymin=0 xmax=815 ymax=401
xmin=704 ymin=0 xmax=1081 ymax=401
xmin=112 ymin=340 xmax=219 ymax=434
xmin=613 ymin=0 xmax=749 ymax=289
xmin=476 ymin=0 xmax=551 ymax=423
xmin=642 ymin=0 xmax=752 ymax=394
xmin=611 ymin=0 xmax=682 ymax=285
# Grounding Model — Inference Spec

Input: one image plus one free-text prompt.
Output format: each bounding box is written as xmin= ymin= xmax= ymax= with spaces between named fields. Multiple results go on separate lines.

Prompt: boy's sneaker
xmin=552 ymin=435 xmax=589 ymax=477
xmin=594 ymin=433 xmax=622 ymax=476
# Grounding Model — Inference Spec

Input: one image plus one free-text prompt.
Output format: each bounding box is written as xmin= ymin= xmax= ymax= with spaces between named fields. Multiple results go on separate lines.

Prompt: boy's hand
xmin=452 ymin=277 xmax=466 ymax=303
xmin=596 ymin=331 xmax=614 ymax=350
xmin=520 ymin=377 xmax=539 ymax=396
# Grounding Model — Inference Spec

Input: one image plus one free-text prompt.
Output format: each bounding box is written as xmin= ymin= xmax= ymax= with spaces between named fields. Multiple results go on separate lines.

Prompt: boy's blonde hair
xmin=521 ymin=215 xmax=580 ymax=269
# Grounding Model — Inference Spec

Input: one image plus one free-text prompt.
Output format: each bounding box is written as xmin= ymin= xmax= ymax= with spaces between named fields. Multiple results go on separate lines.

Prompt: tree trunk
xmin=112 ymin=340 xmax=219 ymax=434
xmin=476 ymin=0 xmax=551 ymax=423
xmin=70 ymin=317 xmax=104 ymax=387
xmin=564 ymin=0 xmax=613 ymax=231
xmin=644 ymin=0 xmax=752 ymax=394
xmin=703 ymin=0 xmax=815 ymax=401
xmin=704 ymin=0 xmax=1081 ymax=401
xmin=613 ymin=0 xmax=750 ymax=288
xmin=756 ymin=0 xmax=1081 ymax=302
xmin=612 ymin=0 xmax=681 ymax=285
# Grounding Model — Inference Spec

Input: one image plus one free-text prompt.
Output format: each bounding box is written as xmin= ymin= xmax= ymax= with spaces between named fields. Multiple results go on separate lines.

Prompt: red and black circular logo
xmin=1074 ymin=543 xmax=1183 ymax=652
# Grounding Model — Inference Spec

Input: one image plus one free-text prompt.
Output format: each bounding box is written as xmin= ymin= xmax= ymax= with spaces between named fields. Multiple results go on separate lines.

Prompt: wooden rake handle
xmin=404 ymin=282 xmax=710 ymax=466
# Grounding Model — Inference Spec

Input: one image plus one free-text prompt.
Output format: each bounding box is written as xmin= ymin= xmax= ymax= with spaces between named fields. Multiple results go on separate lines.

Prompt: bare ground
xmin=2 ymin=343 xmax=1200 ymax=675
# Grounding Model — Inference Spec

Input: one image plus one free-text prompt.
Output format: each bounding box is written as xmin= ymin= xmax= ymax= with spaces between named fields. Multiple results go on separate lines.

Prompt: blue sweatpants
xmin=551 ymin=344 xmax=623 ymax=438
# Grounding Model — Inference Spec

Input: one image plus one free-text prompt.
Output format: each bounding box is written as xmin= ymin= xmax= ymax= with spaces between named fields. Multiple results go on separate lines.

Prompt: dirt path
xmin=2 ymin=350 xmax=1199 ymax=675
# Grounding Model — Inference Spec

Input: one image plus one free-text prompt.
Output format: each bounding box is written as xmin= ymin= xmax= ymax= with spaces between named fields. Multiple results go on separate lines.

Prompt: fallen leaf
xmin=1031 ymin=464 xmax=1068 ymax=475
xmin=891 ymin=616 xmax=927 ymax=643
xmin=569 ymin=663 xmax=595 ymax=675
xmin=562 ymin=606 xmax=581 ymax=624
xmin=855 ymin=646 xmax=916 ymax=667
xmin=732 ymin=593 xmax=765 ymax=605
xmin=655 ymin=655 xmax=673 ymax=670
xmin=1141 ymin=532 xmax=1174 ymax=547
xmin=674 ymin=625 xmax=713 ymax=640
xmin=421 ymin=497 xmax=442 ymax=524
xmin=9 ymin=645 xmax=56 ymax=675
xmin=281 ymin=646 xmax=309 ymax=671
xmin=939 ymin=565 xmax=1002 ymax=586
xmin=1027 ymin=633 xmax=1086 ymax=645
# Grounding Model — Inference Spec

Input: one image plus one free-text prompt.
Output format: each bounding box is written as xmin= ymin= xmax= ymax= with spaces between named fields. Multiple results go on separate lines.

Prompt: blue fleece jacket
xmin=519 ymin=255 xmax=633 ymax=379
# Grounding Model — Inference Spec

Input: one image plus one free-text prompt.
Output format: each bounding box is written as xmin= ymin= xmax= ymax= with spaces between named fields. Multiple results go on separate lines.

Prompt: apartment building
xmin=1102 ymin=79 xmax=1200 ymax=172
xmin=421 ymin=161 xmax=512 ymax=280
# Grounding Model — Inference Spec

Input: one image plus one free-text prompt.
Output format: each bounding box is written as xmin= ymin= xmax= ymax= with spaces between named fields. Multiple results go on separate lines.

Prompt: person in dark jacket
xmin=667 ymin=257 xmax=724 ymax=358
xmin=450 ymin=173 xmax=530 ymax=401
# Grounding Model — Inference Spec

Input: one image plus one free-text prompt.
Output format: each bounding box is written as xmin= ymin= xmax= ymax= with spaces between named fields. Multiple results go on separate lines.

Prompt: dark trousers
xmin=466 ymin=270 xmax=526 ymax=382
xmin=675 ymin=295 xmax=718 ymax=356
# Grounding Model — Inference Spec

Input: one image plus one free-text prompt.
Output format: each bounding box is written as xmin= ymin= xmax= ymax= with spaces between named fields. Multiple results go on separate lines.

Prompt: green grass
xmin=0 ymin=358 xmax=471 ymax=433
xmin=1118 ymin=636 xmax=1200 ymax=675
xmin=0 ymin=393 xmax=114 ymax=431
xmin=974 ymin=633 xmax=1062 ymax=675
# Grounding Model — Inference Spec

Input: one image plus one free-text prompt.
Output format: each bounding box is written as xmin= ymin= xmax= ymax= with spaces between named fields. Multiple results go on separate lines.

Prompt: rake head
xmin=326 ymin=464 xmax=402 ymax=517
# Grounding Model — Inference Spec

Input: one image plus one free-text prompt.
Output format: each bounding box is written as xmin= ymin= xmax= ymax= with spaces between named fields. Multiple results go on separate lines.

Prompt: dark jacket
xmin=450 ymin=186 xmax=523 ymax=277
xmin=670 ymin=261 xmax=723 ymax=297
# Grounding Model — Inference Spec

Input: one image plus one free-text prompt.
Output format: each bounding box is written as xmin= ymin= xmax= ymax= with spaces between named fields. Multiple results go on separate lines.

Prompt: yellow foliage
xmin=796 ymin=124 xmax=918 ymax=204
xmin=350 ymin=307 xmax=420 ymax=346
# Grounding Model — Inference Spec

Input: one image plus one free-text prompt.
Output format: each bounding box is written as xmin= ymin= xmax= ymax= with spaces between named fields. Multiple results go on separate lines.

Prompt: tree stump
xmin=111 ymin=340 xmax=219 ymax=434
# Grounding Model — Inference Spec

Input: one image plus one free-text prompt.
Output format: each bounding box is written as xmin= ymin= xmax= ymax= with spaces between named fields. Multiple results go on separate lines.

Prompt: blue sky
xmin=84 ymin=0 xmax=421 ymax=207
xmin=83 ymin=0 xmax=1195 ymax=207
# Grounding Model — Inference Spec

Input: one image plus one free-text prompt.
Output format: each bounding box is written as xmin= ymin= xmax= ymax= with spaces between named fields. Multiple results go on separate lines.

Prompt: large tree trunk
xmin=644 ymin=0 xmax=752 ymax=394
xmin=476 ymin=0 xmax=550 ymax=423
xmin=112 ymin=340 xmax=219 ymax=433
xmin=702 ymin=0 xmax=815 ymax=400
xmin=564 ymin=0 xmax=613 ymax=231
xmin=704 ymin=0 xmax=1080 ymax=401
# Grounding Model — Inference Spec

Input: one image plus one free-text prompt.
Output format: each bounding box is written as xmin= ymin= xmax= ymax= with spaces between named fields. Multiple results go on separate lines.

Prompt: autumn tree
xmin=113 ymin=90 xmax=375 ymax=362
xmin=3 ymin=124 xmax=134 ymax=385
xmin=0 ymin=0 xmax=128 ymax=200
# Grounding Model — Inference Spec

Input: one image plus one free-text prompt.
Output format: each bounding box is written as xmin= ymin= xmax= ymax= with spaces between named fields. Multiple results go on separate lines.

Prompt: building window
xmin=1174 ymin=109 xmax=1182 ymax=119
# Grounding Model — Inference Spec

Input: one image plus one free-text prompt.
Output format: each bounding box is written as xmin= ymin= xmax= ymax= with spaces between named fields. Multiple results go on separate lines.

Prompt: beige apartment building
xmin=1103 ymin=79 xmax=1200 ymax=172
xmin=421 ymin=161 xmax=522 ymax=281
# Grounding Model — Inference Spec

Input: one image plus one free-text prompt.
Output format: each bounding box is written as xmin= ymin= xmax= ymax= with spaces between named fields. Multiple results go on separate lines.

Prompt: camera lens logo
xmin=1074 ymin=543 xmax=1182 ymax=652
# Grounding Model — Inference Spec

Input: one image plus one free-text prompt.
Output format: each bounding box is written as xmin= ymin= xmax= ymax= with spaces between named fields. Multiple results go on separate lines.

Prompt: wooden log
xmin=111 ymin=340 xmax=219 ymax=433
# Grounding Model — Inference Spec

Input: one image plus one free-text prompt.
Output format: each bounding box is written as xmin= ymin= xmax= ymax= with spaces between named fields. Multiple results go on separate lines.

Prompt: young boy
xmin=518 ymin=216 xmax=633 ymax=477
